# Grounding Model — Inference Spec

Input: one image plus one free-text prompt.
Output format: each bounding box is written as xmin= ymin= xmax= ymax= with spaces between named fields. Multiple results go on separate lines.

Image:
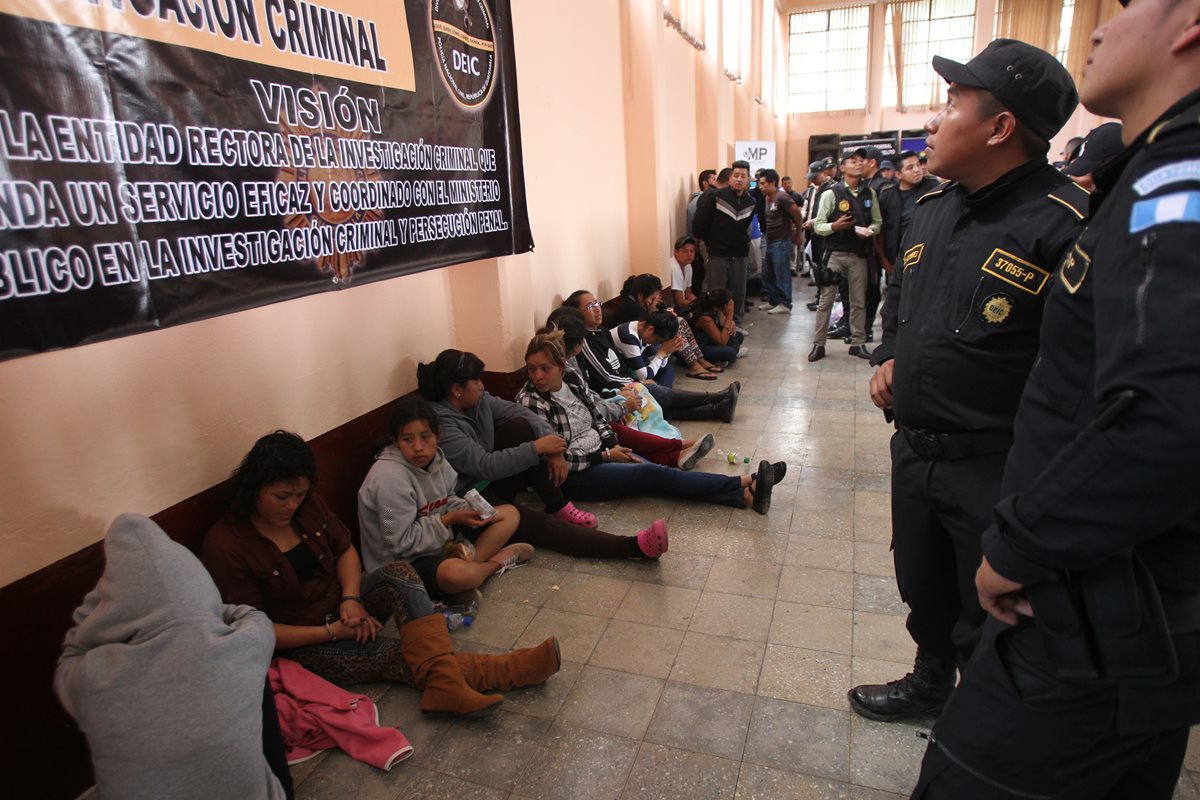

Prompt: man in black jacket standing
xmin=912 ymin=1 xmax=1200 ymax=796
xmin=847 ymin=39 xmax=1089 ymax=724
xmin=877 ymin=150 xmax=941 ymax=268
xmin=694 ymin=160 xmax=755 ymax=326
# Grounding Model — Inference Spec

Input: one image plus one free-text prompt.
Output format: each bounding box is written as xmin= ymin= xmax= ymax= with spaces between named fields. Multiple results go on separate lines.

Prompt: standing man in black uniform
xmin=694 ymin=160 xmax=755 ymax=326
xmin=913 ymin=1 xmax=1200 ymax=796
xmin=846 ymin=39 xmax=1089 ymax=722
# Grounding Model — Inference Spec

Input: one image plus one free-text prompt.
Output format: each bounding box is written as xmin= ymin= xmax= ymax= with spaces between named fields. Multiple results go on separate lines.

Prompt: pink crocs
xmin=636 ymin=520 xmax=669 ymax=558
xmin=553 ymin=502 xmax=597 ymax=528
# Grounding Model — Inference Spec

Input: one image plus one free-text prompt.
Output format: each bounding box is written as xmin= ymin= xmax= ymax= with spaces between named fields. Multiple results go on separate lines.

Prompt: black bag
xmin=812 ymin=250 xmax=836 ymax=288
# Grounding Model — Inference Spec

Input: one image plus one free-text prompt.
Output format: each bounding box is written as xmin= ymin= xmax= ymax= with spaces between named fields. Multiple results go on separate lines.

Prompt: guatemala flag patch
xmin=1129 ymin=191 xmax=1200 ymax=233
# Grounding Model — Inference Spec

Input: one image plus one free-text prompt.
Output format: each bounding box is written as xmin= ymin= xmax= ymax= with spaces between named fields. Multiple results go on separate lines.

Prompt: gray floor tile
xmin=543 ymin=572 xmax=632 ymax=618
xmin=791 ymin=506 xmax=855 ymax=540
xmin=734 ymin=762 xmax=850 ymax=800
xmin=515 ymin=722 xmax=639 ymax=800
xmin=399 ymin=767 xmax=509 ymax=799
xmin=785 ymin=535 xmax=854 ymax=572
xmin=852 ymin=612 xmax=915 ymax=663
xmin=455 ymin=598 xmax=539 ymax=649
xmin=759 ymin=644 xmax=852 ymax=709
xmin=619 ymin=743 xmax=740 ymax=800
xmin=589 ymin=619 xmax=685 ymax=678
xmin=614 ymin=582 xmax=702 ymax=630
xmin=853 ymin=541 xmax=895 ymax=577
xmin=854 ymin=574 xmax=907 ymax=617
xmin=373 ymin=685 xmax=455 ymax=770
xmin=576 ymin=550 xmax=716 ymax=590
xmin=854 ymin=491 xmax=891 ymax=517
xmin=778 ymin=565 xmax=854 ymax=609
xmin=295 ymin=749 xmax=409 ymax=800
xmin=848 ymin=715 xmax=928 ymax=796
xmin=498 ymin=659 xmax=584 ymax=720
xmin=436 ymin=711 xmax=551 ymax=791
xmin=770 ymin=601 xmax=853 ymax=654
xmin=670 ymin=631 xmax=766 ymax=694
xmin=744 ymin=697 xmax=851 ymax=782
xmin=690 ymin=591 xmax=775 ymax=641
xmin=557 ymin=665 xmax=664 ymax=738
xmin=644 ymin=680 xmax=755 ymax=761
xmin=704 ymin=558 xmax=781 ymax=598
xmin=853 ymin=514 xmax=892 ymax=544
xmin=483 ymin=564 xmax=570 ymax=607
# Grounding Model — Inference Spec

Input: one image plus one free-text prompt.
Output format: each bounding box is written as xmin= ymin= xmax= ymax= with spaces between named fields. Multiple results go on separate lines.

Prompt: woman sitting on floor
xmin=418 ymin=351 xmax=669 ymax=558
xmin=358 ymin=398 xmax=534 ymax=602
xmin=691 ymin=288 xmax=747 ymax=364
xmin=546 ymin=309 xmax=715 ymax=471
xmin=564 ymin=289 xmax=738 ymax=423
xmin=607 ymin=273 xmax=721 ymax=381
xmin=201 ymin=430 xmax=560 ymax=719
xmin=516 ymin=327 xmax=782 ymax=514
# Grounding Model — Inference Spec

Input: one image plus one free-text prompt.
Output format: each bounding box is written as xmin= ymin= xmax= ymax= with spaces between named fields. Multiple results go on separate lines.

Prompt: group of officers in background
xmin=695 ymin=0 xmax=1200 ymax=796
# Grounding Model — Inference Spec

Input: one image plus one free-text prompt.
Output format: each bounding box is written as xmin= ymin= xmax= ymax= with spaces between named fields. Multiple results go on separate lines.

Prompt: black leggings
xmin=482 ymin=417 xmax=641 ymax=559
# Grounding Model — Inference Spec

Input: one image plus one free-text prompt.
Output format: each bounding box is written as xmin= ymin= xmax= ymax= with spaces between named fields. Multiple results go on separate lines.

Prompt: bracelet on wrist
xmin=339 ymin=594 xmax=361 ymax=603
xmin=323 ymin=614 xmax=338 ymax=641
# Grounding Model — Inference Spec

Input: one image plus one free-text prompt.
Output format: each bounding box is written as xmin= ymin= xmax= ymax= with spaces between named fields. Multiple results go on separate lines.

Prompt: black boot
xmin=847 ymin=650 xmax=956 ymax=722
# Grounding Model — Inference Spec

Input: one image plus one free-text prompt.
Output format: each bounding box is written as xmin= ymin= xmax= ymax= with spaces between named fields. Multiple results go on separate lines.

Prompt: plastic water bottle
xmin=444 ymin=611 xmax=474 ymax=631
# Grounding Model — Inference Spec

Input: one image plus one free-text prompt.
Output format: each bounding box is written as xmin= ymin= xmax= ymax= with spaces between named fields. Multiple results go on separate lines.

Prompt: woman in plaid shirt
xmin=516 ymin=328 xmax=782 ymax=514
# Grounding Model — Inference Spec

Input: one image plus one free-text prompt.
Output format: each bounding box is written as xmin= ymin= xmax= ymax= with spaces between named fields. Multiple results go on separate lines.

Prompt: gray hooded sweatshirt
xmin=55 ymin=514 xmax=283 ymax=800
xmin=434 ymin=392 xmax=555 ymax=494
xmin=358 ymin=444 xmax=471 ymax=572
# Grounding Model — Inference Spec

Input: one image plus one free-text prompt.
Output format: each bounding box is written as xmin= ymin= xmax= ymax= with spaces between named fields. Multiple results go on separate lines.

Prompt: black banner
xmin=0 ymin=0 xmax=533 ymax=360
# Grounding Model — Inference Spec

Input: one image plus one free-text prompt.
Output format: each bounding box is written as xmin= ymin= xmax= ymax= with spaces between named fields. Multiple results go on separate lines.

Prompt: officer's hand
xmin=976 ymin=556 xmax=1033 ymax=626
xmin=868 ymin=360 xmax=894 ymax=409
xmin=831 ymin=214 xmax=854 ymax=231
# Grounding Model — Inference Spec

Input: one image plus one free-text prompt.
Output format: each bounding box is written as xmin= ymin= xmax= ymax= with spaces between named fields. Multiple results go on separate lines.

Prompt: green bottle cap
xmin=743 ymin=457 xmax=750 ymax=464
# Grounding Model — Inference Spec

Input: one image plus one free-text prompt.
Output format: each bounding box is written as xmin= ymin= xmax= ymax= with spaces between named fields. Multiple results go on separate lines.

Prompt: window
xmin=723 ymin=0 xmax=750 ymax=81
xmin=1055 ymin=0 xmax=1074 ymax=63
xmin=760 ymin=0 xmax=774 ymax=103
xmin=663 ymin=0 xmax=705 ymax=50
xmin=787 ymin=5 xmax=870 ymax=114
xmin=883 ymin=0 xmax=976 ymax=110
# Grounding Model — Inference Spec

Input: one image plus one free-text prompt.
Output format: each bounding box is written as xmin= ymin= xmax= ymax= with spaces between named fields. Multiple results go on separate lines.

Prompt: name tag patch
xmin=980 ymin=293 xmax=1014 ymax=325
xmin=1133 ymin=160 xmax=1200 ymax=196
xmin=902 ymin=243 xmax=924 ymax=271
xmin=980 ymin=248 xmax=1049 ymax=295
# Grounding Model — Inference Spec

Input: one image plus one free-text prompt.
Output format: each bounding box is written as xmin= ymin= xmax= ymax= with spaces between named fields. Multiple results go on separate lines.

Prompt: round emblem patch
xmin=980 ymin=293 xmax=1014 ymax=325
xmin=431 ymin=0 xmax=497 ymax=109
xmin=837 ymin=199 xmax=850 ymax=212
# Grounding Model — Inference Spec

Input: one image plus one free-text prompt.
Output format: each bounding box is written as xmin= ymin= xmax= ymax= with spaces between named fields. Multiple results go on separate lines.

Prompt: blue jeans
xmin=696 ymin=329 xmax=743 ymax=364
xmin=564 ymin=461 xmax=744 ymax=507
xmin=763 ymin=239 xmax=794 ymax=308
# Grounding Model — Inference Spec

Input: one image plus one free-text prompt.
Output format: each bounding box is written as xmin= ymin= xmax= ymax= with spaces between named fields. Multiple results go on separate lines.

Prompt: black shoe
xmin=847 ymin=651 xmax=956 ymax=722
xmin=843 ymin=334 xmax=853 ymax=344
xmin=751 ymin=460 xmax=775 ymax=514
xmin=718 ymin=387 xmax=739 ymax=423
xmin=808 ymin=345 xmax=825 ymax=362
xmin=723 ymin=380 xmax=742 ymax=401
xmin=806 ymin=302 xmax=819 ymax=311
xmin=865 ymin=330 xmax=874 ymax=343
xmin=848 ymin=345 xmax=873 ymax=360
xmin=771 ymin=461 xmax=787 ymax=483
xmin=828 ymin=325 xmax=850 ymax=339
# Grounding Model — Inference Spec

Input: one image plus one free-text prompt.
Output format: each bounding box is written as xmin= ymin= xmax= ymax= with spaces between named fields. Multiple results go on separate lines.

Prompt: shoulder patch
xmin=915 ymin=181 xmax=952 ymax=204
xmin=1133 ymin=160 xmax=1200 ymax=196
xmin=1046 ymin=182 xmax=1090 ymax=220
xmin=1129 ymin=191 xmax=1200 ymax=234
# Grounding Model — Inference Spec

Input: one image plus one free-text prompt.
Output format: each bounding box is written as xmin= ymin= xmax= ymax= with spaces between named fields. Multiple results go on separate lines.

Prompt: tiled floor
xmin=292 ymin=289 xmax=1200 ymax=800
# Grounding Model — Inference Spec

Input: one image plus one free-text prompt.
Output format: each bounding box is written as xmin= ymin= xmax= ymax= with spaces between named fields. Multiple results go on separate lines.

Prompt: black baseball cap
xmin=807 ymin=160 xmax=823 ymax=179
xmin=931 ymin=38 xmax=1079 ymax=141
xmin=817 ymin=156 xmax=836 ymax=171
xmin=841 ymin=147 xmax=867 ymax=163
xmin=862 ymin=146 xmax=885 ymax=164
xmin=1064 ymin=122 xmax=1124 ymax=176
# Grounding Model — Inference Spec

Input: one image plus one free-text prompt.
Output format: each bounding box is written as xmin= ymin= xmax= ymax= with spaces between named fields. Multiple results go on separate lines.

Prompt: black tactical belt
xmin=899 ymin=425 xmax=1012 ymax=460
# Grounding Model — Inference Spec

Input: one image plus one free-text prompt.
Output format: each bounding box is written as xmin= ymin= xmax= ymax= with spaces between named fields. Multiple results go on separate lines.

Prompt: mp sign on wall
xmin=0 ymin=0 xmax=533 ymax=360
xmin=735 ymin=140 xmax=776 ymax=174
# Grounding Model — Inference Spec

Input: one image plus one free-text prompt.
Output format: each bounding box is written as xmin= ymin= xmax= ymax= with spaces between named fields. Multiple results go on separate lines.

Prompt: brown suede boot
xmin=399 ymin=614 xmax=503 ymax=717
xmin=454 ymin=637 xmax=562 ymax=692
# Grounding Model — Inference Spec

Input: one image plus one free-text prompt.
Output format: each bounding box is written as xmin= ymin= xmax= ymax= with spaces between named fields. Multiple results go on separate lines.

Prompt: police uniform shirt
xmin=874 ymin=159 xmax=1089 ymax=435
xmin=983 ymin=87 xmax=1200 ymax=644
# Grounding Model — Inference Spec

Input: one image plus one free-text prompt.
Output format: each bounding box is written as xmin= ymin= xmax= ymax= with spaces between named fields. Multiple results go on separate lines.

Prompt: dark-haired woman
xmin=564 ymin=290 xmax=738 ymax=423
xmin=359 ymin=398 xmax=534 ymax=601
xmin=692 ymin=288 xmax=746 ymax=364
xmin=201 ymin=431 xmax=560 ymax=719
xmin=418 ymin=352 xmax=669 ymax=559
xmin=608 ymin=273 xmax=721 ymax=380
xmin=517 ymin=330 xmax=781 ymax=514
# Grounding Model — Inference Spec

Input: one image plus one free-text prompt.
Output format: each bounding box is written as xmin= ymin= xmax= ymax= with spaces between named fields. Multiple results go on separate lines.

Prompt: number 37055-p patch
xmin=979 ymin=248 xmax=1049 ymax=295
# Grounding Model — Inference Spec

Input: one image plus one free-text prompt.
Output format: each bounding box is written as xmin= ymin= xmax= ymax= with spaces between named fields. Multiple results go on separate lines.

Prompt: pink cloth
xmin=268 ymin=658 xmax=413 ymax=770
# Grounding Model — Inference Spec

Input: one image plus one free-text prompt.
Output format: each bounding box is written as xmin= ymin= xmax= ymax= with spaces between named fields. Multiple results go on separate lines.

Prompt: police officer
xmin=846 ymin=39 xmax=1089 ymax=722
xmin=913 ymin=0 xmax=1200 ymax=796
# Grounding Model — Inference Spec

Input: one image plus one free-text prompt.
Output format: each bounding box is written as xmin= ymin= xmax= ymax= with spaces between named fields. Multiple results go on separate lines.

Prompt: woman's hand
xmin=338 ymin=598 xmax=371 ymax=626
xmin=330 ymin=615 xmax=381 ymax=644
xmin=606 ymin=445 xmax=637 ymax=463
xmin=659 ymin=334 xmax=684 ymax=356
xmin=443 ymin=509 xmax=491 ymax=528
xmin=620 ymin=387 xmax=643 ymax=413
xmin=534 ymin=434 xmax=568 ymax=456
xmin=546 ymin=452 xmax=569 ymax=486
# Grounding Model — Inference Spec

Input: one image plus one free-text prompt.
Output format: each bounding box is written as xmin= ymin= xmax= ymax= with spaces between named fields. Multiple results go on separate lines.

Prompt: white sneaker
xmin=737 ymin=346 xmax=751 ymax=357
xmin=736 ymin=326 xmax=750 ymax=336
xmin=757 ymin=302 xmax=773 ymax=310
xmin=767 ymin=305 xmax=791 ymax=315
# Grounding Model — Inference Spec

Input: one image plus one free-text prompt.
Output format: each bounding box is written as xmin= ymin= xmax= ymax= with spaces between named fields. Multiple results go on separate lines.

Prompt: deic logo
xmin=430 ymin=0 xmax=497 ymax=109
